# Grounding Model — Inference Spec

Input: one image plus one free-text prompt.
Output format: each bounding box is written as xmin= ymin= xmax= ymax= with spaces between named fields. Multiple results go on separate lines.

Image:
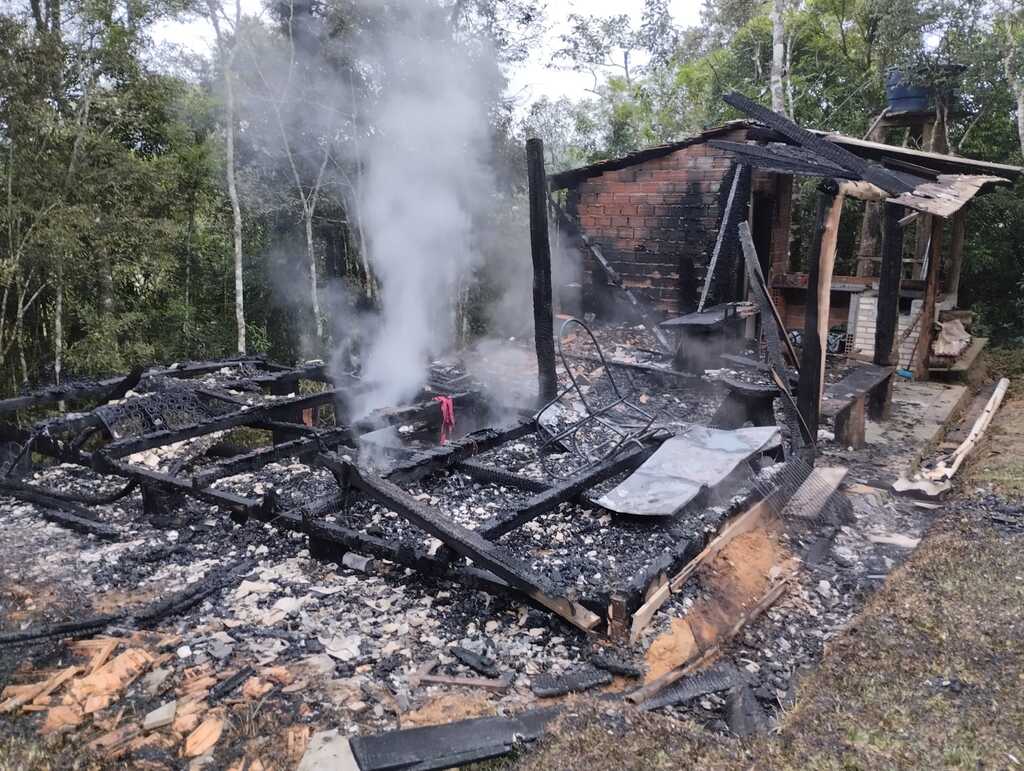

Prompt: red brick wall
xmin=566 ymin=129 xmax=749 ymax=317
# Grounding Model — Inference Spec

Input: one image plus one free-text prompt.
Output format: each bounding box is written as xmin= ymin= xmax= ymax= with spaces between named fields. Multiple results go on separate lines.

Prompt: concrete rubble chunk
xmin=342 ymin=552 xmax=375 ymax=573
xmin=298 ymin=729 xmax=360 ymax=771
xmin=143 ymin=699 xmax=177 ymax=731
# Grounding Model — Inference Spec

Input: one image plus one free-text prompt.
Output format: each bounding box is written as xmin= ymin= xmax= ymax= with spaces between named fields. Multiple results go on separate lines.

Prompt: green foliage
xmin=524 ymin=0 xmax=1024 ymax=342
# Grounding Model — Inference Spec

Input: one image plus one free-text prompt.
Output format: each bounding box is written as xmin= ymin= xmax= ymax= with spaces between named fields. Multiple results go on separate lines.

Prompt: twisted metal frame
xmin=535 ymin=318 xmax=661 ymax=479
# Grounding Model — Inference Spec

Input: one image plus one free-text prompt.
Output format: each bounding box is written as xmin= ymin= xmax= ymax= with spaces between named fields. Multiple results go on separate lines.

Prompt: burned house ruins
xmin=0 ymin=95 xmax=1015 ymax=768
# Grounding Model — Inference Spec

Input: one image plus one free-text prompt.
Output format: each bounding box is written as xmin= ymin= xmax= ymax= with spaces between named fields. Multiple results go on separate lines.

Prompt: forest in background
xmin=2 ymin=0 xmax=1024 ymax=396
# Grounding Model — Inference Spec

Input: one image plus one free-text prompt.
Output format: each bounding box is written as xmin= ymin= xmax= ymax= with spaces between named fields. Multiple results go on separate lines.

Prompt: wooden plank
xmin=527 ymin=138 xmax=558 ymax=404
xmin=737 ymin=222 xmax=800 ymax=371
xmin=923 ymin=377 xmax=1008 ymax=481
xmin=628 ymin=498 xmax=770 ymax=643
xmin=418 ymin=673 xmax=511 ymax=692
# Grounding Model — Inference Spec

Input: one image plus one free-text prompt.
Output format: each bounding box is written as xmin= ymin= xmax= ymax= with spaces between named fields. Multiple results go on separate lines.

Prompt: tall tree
xmin=207 ymin=0 xmax=247 ymax=354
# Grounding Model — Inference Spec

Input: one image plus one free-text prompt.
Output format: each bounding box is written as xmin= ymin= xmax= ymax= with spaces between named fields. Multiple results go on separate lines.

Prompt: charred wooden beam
xmin=477 ymin=443 xmax=656 ymax=541
xmin=913 ymin=215 xmax=945 ymax=379
xmin=0 ymin=479 xmax=121 ymax=540
xmin=101 ymin=390 xmax=344 ymax=459
xmin=190 ymin=427 xmax=352 ymax=488
xmin=874 ymin=202 xmax=905 ymax=367
xmin=723 ymin=92 xmax=914 ymax=194
xmin=453 ymin=460 xmax=552 ymax=493
xmin=796 ymin=183 xmax=840 ymax=438
xmin=318 ymin=453 xmax=601 ymax=631
xmin=384 ymin=418 xmax=538 ymax=484
xmin=527 ymin=138 xmax=559 ymax=404
xmin=95 ymin=456 xmax=266 ymax=514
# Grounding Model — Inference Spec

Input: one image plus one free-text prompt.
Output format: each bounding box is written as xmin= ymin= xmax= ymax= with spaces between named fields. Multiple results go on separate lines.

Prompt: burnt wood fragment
xmin=0 ymin=559 xmax=254 ymax=646
xmin=591 ymin=651 xmax=644 ymax=678
xmin=725 ymin=684 xmax=771 ymax=737
xmin=453 ymin=460 xmax=551 ymax=493
xmin=0 ymin=479 xmax=121 ymax=540
xmin=530 ymin=665 xmax=613 ymax=697
xmin=450 ymin=646 xmax=501 ymax=678
xmin=638 ymin=661 xmax=739 ymax=711
xmin=349 ymin=708 xmax=559 ymax=771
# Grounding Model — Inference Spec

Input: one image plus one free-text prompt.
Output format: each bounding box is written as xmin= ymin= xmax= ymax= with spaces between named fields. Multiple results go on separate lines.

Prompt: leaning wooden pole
xmin=526 ymin=138 xmax=558 ymax=404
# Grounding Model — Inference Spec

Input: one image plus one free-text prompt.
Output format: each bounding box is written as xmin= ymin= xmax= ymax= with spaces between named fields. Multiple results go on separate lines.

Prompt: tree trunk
xmin=223 ymin=66 xmax=247 ymax=355
xmin=305 ymin=210 xmax=323 ymax=342
xmin=54 ymin=257 xmax=63 ymax=385
xmin=1016 ymin=86 xmax=1024 ymax=157
xmin=770 ymin=0 xmax=786 ymax=114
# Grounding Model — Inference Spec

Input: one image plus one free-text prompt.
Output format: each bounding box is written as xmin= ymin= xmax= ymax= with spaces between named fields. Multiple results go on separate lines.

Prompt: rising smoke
xmin=343 ymin=0 xmax=505 ymax=419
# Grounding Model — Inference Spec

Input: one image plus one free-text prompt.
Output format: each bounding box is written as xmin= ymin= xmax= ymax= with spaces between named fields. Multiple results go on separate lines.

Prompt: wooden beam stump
xmin=527 ymin=138 xmax=558 ymax=405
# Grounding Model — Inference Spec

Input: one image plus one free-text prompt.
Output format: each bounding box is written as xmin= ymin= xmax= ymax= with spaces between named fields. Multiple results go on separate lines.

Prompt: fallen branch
xmin=924 ymin=377 xmax=1009 ymax=482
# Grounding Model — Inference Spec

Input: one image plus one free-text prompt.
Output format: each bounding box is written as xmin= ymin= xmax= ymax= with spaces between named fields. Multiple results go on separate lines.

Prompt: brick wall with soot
xmin=564 ymin=128 xmax=749 ymax=317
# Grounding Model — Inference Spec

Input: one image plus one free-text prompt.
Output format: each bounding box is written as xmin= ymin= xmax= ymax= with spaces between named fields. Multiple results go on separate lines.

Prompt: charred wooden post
xmin=527 ymin=138 xmax=558 ymax=405
xmin=797 ymin=181 xmax=840 ymax=439
xmin=913 ymin=215 xmax=945 ymax=379
xmin=870 ymin=202 xmax=905 ymax=420
xmin=874 ymin=202 xmax=904 ymax=369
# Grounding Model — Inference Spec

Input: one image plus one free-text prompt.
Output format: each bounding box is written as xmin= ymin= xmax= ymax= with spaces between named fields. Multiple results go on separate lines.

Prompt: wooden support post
xmin=855 ymin=116 xmax=887 ymax=277
xmin=797 ymin=181 xmax=842 ymax=439
xmin=913 ymin=216 xmax=945 ymax=380
xmin=945 ymin=209 xmax=967 ymax=305
xmin=874 ymin=202 xmax=904 ymax=368
xmin=526 ymin=138 xmax=557 ymax=405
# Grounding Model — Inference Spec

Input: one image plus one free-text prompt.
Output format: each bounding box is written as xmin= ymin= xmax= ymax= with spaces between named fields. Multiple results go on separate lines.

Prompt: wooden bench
xmin=711 ymin=376 xmax=780 ymax=429
xmin=820 ymin=363 xmax=894 ymax=448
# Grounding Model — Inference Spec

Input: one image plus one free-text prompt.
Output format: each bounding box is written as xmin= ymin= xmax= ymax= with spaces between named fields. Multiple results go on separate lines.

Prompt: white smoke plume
xmin=346 ymin=0 xmax=504 ymax=419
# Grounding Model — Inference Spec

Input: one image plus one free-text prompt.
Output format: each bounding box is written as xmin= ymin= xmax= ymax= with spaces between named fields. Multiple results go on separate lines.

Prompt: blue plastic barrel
xmin=885 ymin=68 xmax=930 ymax=113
